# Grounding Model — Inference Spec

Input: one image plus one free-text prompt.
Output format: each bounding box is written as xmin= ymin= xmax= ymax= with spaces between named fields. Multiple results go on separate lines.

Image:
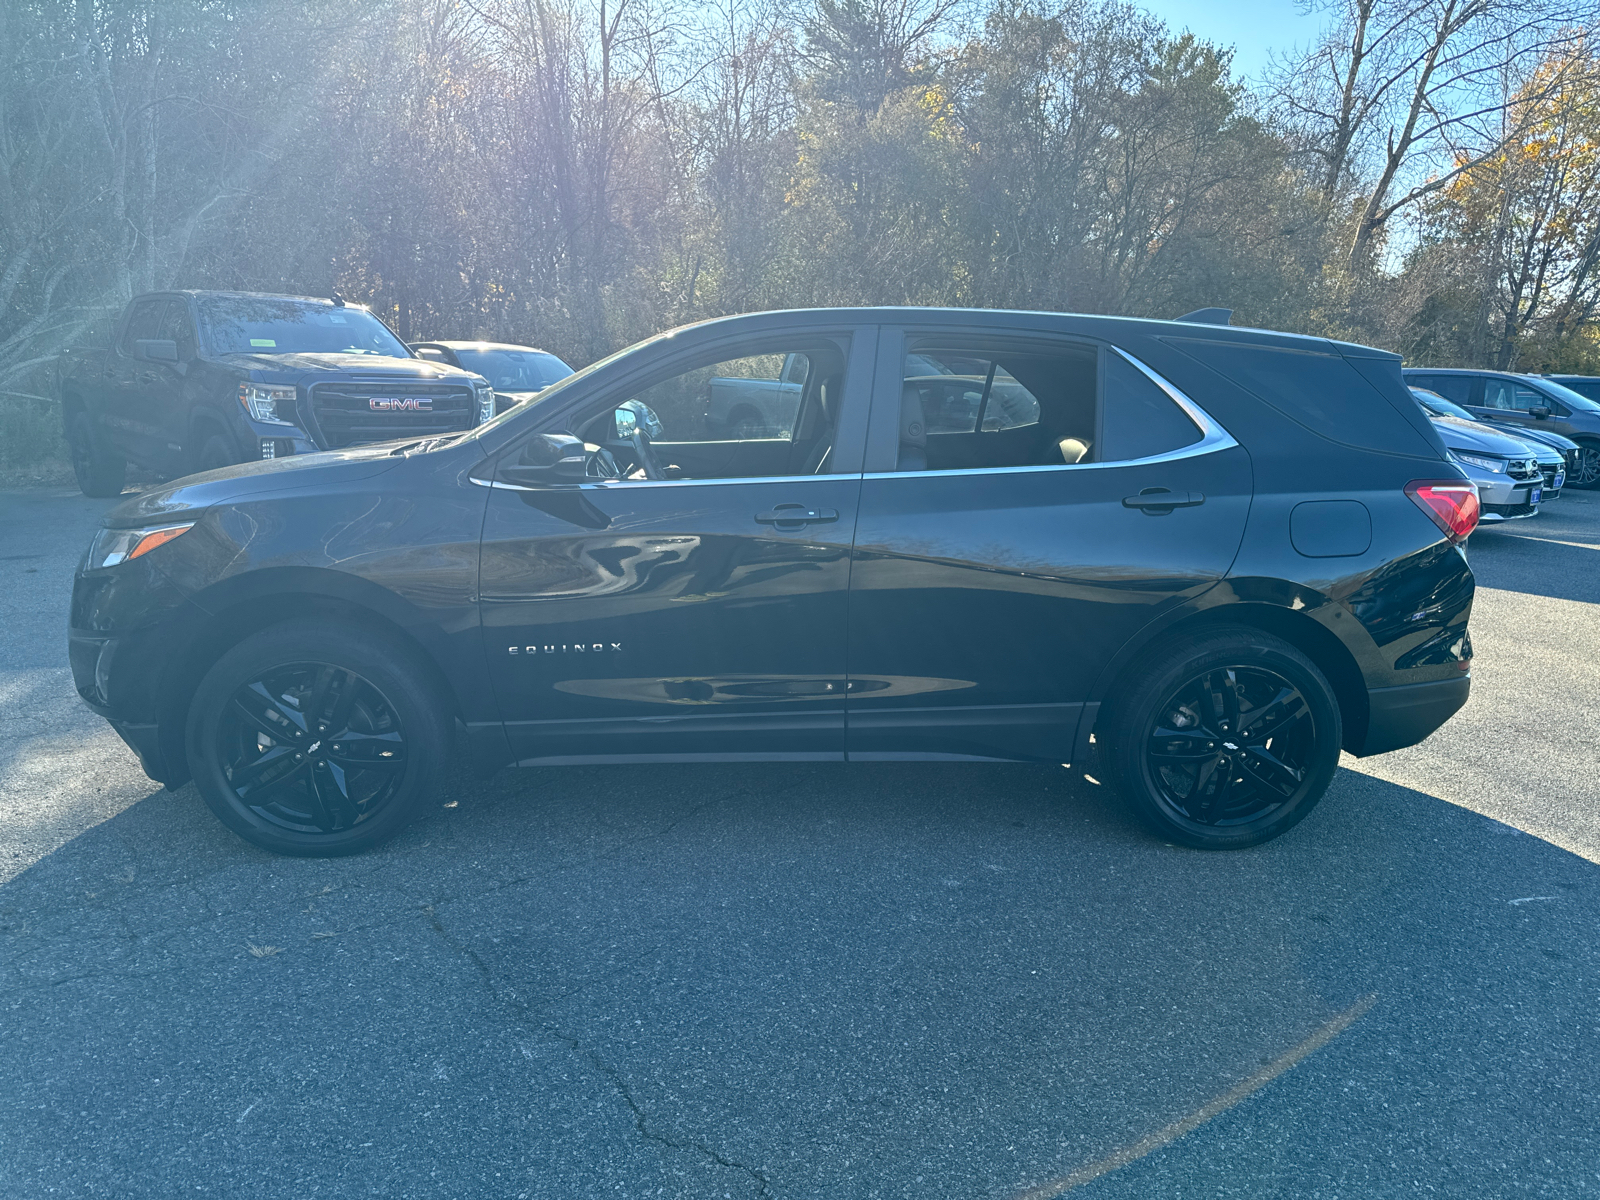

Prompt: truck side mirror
xmin=497 ymin=434 xmax=593 ymax=487
xmin=135 ymin=338 xmax=179 ymax=363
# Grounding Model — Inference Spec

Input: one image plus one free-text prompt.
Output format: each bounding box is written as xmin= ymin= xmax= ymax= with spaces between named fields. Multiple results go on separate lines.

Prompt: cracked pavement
xmin=2 ymin=485 xmax=1599 ymax=1198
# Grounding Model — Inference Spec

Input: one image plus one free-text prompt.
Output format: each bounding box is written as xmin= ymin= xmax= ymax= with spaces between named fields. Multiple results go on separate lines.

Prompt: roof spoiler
xmin=1175 ymin=307 xmax=1232 ymax=325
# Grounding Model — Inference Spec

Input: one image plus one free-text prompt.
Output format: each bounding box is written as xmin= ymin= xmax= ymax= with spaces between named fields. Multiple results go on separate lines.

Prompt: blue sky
xmin=1139 ymin=0 xmax=1331 ymax=79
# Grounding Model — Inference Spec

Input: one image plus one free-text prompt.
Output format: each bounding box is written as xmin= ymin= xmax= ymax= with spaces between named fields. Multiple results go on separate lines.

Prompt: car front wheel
xmin=1099 ymin=628 xmax=1342 ymax=850
xmin=1569 ymin=441 xmax=1600 ymax=489
xmin=186 ymin=622 xmax=451 ymax=856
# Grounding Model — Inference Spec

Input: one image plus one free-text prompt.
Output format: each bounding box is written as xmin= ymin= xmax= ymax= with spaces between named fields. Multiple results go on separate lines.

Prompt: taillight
xmin=1406 ymin=480 xmax=1479 ymax=543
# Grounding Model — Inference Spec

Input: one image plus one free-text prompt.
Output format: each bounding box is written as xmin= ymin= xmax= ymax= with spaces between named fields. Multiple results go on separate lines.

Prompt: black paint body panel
xmin=68 ymin=306 xmax=1476 ymax=788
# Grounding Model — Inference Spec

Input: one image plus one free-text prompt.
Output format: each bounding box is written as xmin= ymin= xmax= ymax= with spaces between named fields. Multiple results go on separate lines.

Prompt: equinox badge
xmin=510 ymin=643 xmax=622 ymax=654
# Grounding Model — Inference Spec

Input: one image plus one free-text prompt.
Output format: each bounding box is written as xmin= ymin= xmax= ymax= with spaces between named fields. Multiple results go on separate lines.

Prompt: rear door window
xmin=1410 ymin=374 xmax=1476 ymax=405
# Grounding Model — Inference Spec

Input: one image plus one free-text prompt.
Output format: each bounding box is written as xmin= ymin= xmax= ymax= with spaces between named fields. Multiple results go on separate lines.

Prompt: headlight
xmin=1451 ymin=452 xmax=1506 ymax=474
xmin=239 ymin=383 xmax=296 ymax=424
xmin=475 ymin=381 xmax=495 ymax=423
xmin=86 ymin=523 xmax=195 ymax=570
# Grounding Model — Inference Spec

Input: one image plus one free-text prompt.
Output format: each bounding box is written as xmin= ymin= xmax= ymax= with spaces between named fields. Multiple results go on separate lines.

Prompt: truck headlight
xmin=475 ymin=381 xmax=495 ymax=423
xmin=239 ymin=383 xmax=296 ymax=424
xmin=86 ymin=523 xmax=195 ymax=570
xmin=1451 ymin=451 xmax=1506 ymax=474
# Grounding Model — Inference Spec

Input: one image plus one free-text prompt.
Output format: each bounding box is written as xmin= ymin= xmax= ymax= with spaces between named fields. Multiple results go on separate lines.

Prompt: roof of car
xmin=1401 ymin=367 xmax=1550 ymax=380
xmin=631 ymin=306 xmax=1401 ymax=360
xmin=160 ymin=290 xmax=348 ymax=304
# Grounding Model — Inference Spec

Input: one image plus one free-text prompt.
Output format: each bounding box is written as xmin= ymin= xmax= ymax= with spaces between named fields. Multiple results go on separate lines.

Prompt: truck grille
xmin=304 ymin=379 xmax=476 ymax=448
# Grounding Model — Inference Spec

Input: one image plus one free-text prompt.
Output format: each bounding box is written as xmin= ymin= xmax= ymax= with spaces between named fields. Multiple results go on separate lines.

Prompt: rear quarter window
xmin=1168 ymin=338 xmax=1439 ymax=457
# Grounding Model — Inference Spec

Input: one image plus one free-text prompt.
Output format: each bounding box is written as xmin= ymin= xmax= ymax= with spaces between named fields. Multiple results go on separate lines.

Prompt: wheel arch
xmin=187 ymin=405 xmax=235 ymax=456
xmin=1083 ymin=595 xmax=1371 ymax=761
xmin=153 ymin=569 xmax=473 ymax=788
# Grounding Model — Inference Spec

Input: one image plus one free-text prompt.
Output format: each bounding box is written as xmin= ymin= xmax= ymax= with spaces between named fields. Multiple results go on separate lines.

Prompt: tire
xmin=68 ymin=409 xmax=126 ymax=497
xmin=195 ymin=433 xmax=238 ymax=474
xmin=1098 ymin=627 xmax=1342 ymax=850
xmin=1569 ymin=440 xmax=1600 ymax=489
xmin=185 ymin=621 xmax=451 ymax=856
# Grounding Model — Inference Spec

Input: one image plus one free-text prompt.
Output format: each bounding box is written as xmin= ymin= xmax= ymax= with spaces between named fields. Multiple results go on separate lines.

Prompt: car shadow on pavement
xmin=1468 ymin=502 xmax=1600 ymax=603
xmin=1 ymin=761 xmax=1597 ymax=1199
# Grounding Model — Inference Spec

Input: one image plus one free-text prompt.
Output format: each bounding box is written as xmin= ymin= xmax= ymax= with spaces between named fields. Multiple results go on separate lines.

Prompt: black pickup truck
xmin=57 ymin=291 xmax=495 ymax=495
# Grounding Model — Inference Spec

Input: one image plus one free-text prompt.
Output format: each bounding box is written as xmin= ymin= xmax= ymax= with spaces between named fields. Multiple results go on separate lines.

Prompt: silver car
xmin=1409 ymin=387 xmax=1545 ymax=521
xmin=1414 ymin=387 xmax=1569 ymax=501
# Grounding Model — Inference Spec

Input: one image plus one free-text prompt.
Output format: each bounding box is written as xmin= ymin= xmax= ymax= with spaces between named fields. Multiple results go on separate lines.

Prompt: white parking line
xmin=1011 ymin=993 xmax=1379 ymax=1198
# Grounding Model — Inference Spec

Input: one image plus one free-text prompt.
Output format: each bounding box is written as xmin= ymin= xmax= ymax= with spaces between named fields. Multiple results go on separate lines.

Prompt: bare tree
xmin=1269 ymin=0 xmax=1596 ymax=267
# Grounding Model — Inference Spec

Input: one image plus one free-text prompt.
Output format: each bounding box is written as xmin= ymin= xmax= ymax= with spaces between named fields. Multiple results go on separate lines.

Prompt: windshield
xmin=199 ymin=297 xmax=410 ymax=357
xmin=451 ymin=347 xmax=572 ymax=392
xmin=1529 ymin=377 xmax=1600 ymax=412
xmin=1411 ymin=388 xmax=1476 ymax=422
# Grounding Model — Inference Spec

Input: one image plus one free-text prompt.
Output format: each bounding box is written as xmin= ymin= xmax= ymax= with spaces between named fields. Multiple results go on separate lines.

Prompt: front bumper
xmin=1473 ymin=472 xmax=1542 ymax=521
xmin=1359 ymin=675 xmax=1471 ymax=755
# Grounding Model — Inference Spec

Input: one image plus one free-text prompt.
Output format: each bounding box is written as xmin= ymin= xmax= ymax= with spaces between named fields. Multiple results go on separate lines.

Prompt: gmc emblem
xmin=368 ymin=397 xmax=432 ymax=412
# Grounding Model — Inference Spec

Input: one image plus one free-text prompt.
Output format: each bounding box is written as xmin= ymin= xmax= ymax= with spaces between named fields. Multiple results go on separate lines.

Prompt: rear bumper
xmin=1358 ymin=675 xmax=1471 ymax=755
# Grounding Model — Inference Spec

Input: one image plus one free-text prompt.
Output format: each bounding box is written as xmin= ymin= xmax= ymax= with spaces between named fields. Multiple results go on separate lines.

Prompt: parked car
xmin=1411 ymin=386 xmax=1572 ymax=501
xmin=1408 ymin=388 xmax=1546 ymax=519
xmin=1544 ymin=374 xmax=1600 ymax=404
xmin=1402 ymin=367 xmax=1600 ymax=488
xmin=57 ymin=292 xmax=495 ymax=496
xmin=410 ymin=341 xmax=572 ymax=414
xmin=71 ymin=306 xmax=1476 ymax=858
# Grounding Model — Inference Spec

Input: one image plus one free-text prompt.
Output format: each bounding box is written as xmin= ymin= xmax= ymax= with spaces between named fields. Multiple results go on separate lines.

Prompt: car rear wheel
xmin=186 ymin=622 xmax=451 ymax=856
xmin=68 ymin=410 xmax=126 ymax=497
xmin=1569 ymin=440 xmax=1600 ymax=489
xmin=1099 ymin=628 xmax=1342 ymax=850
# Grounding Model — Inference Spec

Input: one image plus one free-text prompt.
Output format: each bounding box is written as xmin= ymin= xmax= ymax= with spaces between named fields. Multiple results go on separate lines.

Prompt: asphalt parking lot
xmin=3 ymin=486 xmax=1599 ymax=1199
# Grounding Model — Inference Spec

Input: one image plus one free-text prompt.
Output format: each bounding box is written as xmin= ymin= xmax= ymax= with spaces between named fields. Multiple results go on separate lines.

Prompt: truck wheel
xmin=195 ymin=433 xmax=237 ymax=473
xmin=68 ymin=410 xmax=127 ymax=497
xmin=1098 ymin=628 xmax=1342 ymax=850
xmin=1569 ymin=440 xmax=1600 ymax=489
xmin=185 ymin=621 xmax=451 ymax=857
xmin=726 ymin=408 xmax=768 ymax=439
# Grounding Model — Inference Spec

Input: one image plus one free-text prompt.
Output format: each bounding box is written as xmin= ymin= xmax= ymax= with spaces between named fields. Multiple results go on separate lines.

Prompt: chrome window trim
xmin=862 ymin=346 xmax=1238 ymax=479
xmin=473 ymin=347 xmax=1236 ymax=491
xmin=471 ymin=472 xmax=861 ymax=493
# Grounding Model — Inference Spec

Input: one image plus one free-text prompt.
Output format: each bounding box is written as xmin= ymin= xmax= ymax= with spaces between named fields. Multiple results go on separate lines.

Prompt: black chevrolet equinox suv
xmin=70 ymin=308 xmax=1477 ymax=856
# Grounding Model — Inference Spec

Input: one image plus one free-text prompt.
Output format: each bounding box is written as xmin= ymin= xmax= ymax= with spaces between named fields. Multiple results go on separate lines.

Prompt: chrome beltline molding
xmin=473 ymin=344 xmax=1239 ymax=491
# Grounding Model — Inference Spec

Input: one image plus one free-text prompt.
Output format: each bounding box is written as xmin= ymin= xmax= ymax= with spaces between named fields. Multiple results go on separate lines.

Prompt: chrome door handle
xmin=1123 ymin=488 xmax=1205 ymax=513
xmin=755 ymin=504 xmax=839 ymax=527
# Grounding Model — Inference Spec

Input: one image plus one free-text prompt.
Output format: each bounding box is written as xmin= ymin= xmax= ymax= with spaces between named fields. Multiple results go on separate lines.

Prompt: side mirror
xmin=1529 ymin=406 xmax=1551 ymax=420
xmin=135 ymin=338 xmax=179 ymax=363
xmin=498 ymin=434 xmax=592 ymax=487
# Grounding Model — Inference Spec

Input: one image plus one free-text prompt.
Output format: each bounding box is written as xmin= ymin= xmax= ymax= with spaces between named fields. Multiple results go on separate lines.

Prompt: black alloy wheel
xmin=217 ymin=663 xmax=407 ymax=834
xmin=187 ymin=622 xmax=449 ymax=856
xmin=1145 ymin=666 xmax=1314 ymax=829
xmin=1570 ymin=442 xmax=1600 ymax=489
xmin=1100 ymin=628 xmax=1341 ymax=849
